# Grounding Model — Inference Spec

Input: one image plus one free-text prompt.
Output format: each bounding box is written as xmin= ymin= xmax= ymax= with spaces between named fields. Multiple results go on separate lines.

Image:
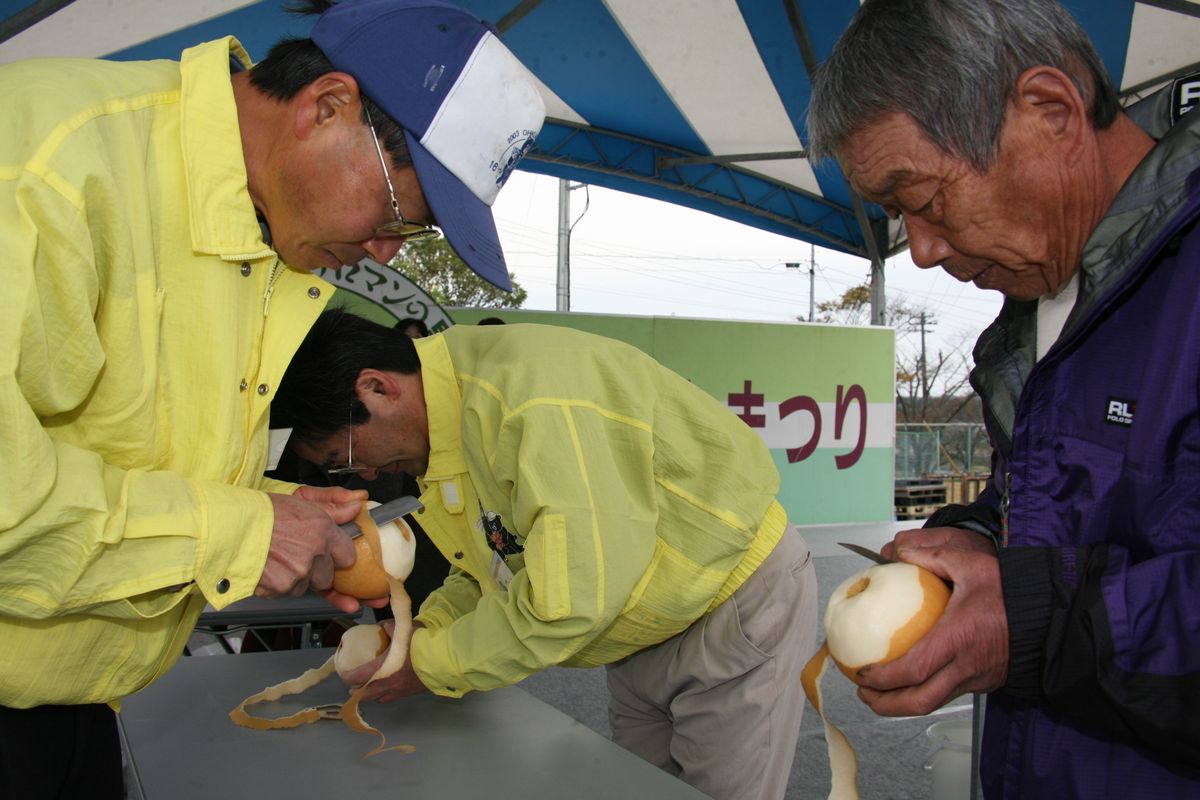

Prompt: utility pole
xmin=917 ymin=311 xmax=937 ymax=418
xmin=869 ymin=256 xmax=886 ymax=325
xmin=808 ymin=243 xmax=816 ymax=322
xmin=555 ymin=179 xmax=588 ymax=313
xmin=919 ymin=311 xmax=928 ymax=404
xmin=556 ymin=178 xmax=571 ymax=312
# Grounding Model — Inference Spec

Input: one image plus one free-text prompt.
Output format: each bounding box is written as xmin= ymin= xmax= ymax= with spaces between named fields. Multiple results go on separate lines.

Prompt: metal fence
xmin=895 ymin=423 xmax=991 ymax=478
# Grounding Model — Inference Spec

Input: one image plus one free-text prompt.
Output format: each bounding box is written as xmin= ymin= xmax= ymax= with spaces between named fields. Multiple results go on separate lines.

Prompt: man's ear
xmin=1014 ymin=66 xmax=1088 ymax=160
xmin=355 ymin=369 xmax=397 ymax=402
xmin=293 ymin=71 xmax=361 ymax=140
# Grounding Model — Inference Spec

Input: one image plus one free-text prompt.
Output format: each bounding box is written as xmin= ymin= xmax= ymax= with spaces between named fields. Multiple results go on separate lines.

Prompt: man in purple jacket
xmin=808 ymin=1 xmax=1200 ymax=797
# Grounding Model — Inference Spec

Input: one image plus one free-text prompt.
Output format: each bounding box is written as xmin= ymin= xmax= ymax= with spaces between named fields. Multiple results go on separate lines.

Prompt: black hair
xmin=273 ymin=309 xmax=421 ymax=444
xmin=247 ymin=2 xmax=410 ymax=167
xmin=477 ymin=316 xmax=506 ymax=325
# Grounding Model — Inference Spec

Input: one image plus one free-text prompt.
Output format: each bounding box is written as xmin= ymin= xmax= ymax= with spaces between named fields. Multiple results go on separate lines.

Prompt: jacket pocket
xmin=525 ymin=512 xmax=571 ymax=619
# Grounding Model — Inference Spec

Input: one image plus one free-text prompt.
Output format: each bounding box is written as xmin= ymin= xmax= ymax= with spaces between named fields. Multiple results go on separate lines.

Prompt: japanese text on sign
xmin=728 ymin=379 xmax=867 ymax=469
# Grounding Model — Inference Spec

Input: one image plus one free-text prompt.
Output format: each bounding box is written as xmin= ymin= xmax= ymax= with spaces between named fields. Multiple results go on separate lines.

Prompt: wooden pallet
xmin=895 ymin=503 xmax=942 ymax=521
xmin=894 ymin=481 xmax=947 ymax=507
xmin=895 ymin=479 xmax=947 ymax=522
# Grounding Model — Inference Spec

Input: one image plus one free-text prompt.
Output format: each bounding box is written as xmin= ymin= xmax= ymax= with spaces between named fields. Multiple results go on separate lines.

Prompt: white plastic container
xmin=923 ymin=718 xmax=974 ymax=800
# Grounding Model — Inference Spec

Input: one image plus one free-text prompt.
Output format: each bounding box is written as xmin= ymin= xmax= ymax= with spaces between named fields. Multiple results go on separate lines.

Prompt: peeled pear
xmin=823 ymin=561 xmax=950 ymax=682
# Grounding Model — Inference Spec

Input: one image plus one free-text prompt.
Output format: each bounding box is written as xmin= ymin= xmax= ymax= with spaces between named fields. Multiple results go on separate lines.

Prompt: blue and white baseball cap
xmin=312 ymin=0 xmax=545 ymax=291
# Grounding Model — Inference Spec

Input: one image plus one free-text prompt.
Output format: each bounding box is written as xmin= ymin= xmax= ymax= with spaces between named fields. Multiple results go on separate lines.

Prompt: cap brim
xmin=404 ymin=130 xmax=513 ymax=292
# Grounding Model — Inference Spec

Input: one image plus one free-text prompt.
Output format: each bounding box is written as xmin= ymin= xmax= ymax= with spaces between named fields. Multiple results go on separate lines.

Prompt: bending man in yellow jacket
xmin=275 ymin=310 xmax=819 ymax=800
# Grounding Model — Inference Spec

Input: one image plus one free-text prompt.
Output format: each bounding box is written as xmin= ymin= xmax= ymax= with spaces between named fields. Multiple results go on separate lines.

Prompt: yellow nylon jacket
xmin=0 ymin=39 xmax=330 ymax=707
xmin=409 ymin=324 xmax=786 ymax=697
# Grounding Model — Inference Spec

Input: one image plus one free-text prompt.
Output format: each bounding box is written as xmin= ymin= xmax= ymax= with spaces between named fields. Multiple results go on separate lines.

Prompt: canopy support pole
xmin=850 ymin=193 xmax=888 ymax=325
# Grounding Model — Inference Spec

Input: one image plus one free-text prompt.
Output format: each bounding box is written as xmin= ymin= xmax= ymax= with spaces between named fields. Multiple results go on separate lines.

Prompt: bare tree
xmin=895 ymin=342 xmax=974 ymax=423
xmin=809 ymin=283 xmax=976 ymax=422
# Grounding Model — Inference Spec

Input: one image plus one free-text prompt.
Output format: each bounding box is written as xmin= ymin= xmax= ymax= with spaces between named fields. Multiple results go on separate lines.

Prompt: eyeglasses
xmin=363 ymin=105 xmax=440 ymax=242
xmin=326 ymin=425 xmax=366 ymax=475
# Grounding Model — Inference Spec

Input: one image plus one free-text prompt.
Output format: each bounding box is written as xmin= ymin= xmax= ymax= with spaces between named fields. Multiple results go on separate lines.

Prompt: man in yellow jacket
xmin=0 ymin=2 xmax=544 ymax=797
xmin=275 ymin=310 xmax=819 ymax=800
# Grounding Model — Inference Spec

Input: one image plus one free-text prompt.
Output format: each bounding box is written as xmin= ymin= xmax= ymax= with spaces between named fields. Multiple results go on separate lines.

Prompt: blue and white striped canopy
xmin=2 ymin=0 xmax=1198 ymax=262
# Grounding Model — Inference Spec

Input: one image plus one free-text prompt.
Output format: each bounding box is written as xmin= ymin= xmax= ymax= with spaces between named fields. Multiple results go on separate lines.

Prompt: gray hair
xmin=807 ymin=0 xmax=1120 ymax=170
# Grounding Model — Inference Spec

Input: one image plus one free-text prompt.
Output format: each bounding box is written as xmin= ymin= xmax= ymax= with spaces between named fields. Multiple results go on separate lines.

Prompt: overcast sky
xmin=491 ymin=171 xmax=1004 ymax=381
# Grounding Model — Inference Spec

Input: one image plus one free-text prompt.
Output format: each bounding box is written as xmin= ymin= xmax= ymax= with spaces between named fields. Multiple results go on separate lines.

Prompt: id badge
xmin=490 ymin=551 xmax=515 ymax=590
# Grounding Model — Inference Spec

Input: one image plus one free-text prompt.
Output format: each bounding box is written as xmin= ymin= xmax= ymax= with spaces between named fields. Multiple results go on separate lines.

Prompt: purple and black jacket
xmin=928 ymin=97 xmax=1200 ymax=798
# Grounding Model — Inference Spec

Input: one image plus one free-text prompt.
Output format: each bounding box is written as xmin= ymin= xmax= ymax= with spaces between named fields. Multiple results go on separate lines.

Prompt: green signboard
xmin=451 ymin=308 xmax=895 ymax=524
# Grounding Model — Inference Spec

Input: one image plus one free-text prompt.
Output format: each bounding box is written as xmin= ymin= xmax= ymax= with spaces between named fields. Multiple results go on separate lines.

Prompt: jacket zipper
xmin=1000 ymin=471 xmax=1011 ymax=548
xmin=263 ymin=261 xmax=283 ymax=317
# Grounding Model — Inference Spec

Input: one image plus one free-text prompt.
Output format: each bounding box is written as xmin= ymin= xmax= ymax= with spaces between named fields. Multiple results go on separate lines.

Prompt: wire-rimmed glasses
xmin=363 ymin=105 xmax=440 ymax=242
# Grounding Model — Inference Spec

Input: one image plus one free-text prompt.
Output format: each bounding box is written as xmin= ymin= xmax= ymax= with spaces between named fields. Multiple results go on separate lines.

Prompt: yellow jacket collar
xmin=179 ymin=37 xmax=274 ymax=262
xmin=414 ymin=334 xmax=469 ymax=480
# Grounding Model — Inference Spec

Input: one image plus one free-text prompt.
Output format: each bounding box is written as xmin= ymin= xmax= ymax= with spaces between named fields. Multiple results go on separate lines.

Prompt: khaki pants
xmin=606 ymin=526 xmax=818 ymax=800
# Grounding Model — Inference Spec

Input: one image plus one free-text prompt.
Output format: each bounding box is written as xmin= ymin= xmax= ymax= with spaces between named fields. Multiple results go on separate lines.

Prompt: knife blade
xmin=339 ymin=495 xmax=424 ymax=539
xmin=838 ymin=541 xmax=894 ymax=565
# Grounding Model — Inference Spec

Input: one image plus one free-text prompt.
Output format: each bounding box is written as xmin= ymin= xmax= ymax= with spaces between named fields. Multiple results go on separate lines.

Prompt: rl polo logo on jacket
xmin=1105 ymin=397 xmax=1135 ymax=426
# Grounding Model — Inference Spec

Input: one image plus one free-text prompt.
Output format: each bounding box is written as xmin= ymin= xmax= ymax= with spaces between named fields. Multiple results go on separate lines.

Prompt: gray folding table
xmin=119 ymin=648 xmax=710 ymax=799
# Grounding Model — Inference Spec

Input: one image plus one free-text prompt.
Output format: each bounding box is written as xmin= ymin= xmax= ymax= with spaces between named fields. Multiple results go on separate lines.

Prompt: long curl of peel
xmin=801 ymin=641 xmax=861 ymax=800
xmin=340 ymin=578 xmax=414 ymax=756
xmin=337 ymin=506 xmax=417 ymax=757
xmin=229 ymin=657 xmax=338 ymax=729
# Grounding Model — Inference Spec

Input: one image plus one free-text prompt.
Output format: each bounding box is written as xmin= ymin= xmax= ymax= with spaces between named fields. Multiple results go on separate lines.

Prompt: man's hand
xmin=856 ymin=526 xmax=1008 ymax=716
xmin=878 ymin=525 xmax=995 ymax=562
xmin=292 ymin=484 xmax=370 ymax=512
xmin=293 ymin=486 xmax=394 ymax=613
xmin=256 ymin=487 xmax=368 ymax=599
xmin=340 ymin=620 xmax=429 ymax=703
